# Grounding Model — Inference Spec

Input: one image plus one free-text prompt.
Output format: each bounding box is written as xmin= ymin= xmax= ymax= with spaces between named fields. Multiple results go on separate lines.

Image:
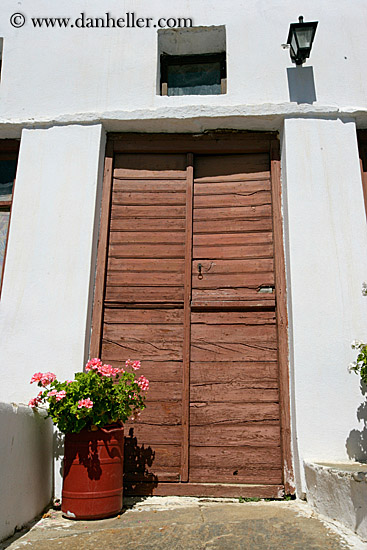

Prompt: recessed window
xmin=160 ymin=53 xmax=226 ymax=96
xmin=157 ymin=25 xmax=227 ymax=97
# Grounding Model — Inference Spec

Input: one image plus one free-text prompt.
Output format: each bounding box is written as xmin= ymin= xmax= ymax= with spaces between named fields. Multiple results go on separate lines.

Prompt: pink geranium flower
xmin=30 ymin=372 xmax=43 ymax=384
xmin=41 ymin=372 xmax=56 ymax=386
xmin=56 ymin=391 xmax=67 ymax=401
xmin=28 ymin=392 xmax=43 ymax=408
xmin=48 ymin=390 xmax=57 ymax=397
xmin=85 ymin=358 xmax=102 ymax=372
xmin=31 ymin=372 xmax=56 ymax=386
xmin=137 ymin=375 xmax=149 ymax=391
xmin=132 ymin=361 xmax=141 ymax=371
xmin=78 ymin=398 xmax=93 ymax=409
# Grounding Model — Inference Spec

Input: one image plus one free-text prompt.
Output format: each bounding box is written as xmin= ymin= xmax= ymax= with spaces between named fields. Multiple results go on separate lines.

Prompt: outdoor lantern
xmin=287 ymin=16 xmax=318 ymax=65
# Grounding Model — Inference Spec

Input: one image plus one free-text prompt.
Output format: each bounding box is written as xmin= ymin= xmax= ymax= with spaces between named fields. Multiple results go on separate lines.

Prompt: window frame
xmin=0 ymin=140 xmax=20 ymax=295
xmin=160 ymin=52 xmax=227 ymax=96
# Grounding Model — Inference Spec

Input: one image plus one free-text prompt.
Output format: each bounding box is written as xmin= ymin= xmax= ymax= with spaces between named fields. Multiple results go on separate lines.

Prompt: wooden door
xmin=93 ymin=135 xmax=292 ymax=498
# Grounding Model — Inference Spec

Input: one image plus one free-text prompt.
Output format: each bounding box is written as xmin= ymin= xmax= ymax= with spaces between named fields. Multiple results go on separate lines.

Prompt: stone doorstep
xmin=304 ymin=461 xmax=367 ymax=542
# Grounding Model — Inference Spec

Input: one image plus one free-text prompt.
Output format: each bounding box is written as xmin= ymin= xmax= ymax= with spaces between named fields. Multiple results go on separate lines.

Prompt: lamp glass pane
xmin=294 ymin=27 xmax=314 ymax=48
xmin=291 ymin=33 xmax=298 ymax=55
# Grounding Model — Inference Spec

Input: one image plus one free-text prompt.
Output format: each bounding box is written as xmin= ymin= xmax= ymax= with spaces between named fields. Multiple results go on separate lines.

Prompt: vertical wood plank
xmin=181 ymin=153 xmax=194 ymax=482
xmin=90 ymin=141 xmax=114 ymax=358
xmin=270 ymin=139 xmax=294 ymax=494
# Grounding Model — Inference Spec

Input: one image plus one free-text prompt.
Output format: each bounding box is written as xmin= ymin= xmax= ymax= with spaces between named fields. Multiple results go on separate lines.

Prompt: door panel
xmin=101 ymin=153 xmax=187 ymax=485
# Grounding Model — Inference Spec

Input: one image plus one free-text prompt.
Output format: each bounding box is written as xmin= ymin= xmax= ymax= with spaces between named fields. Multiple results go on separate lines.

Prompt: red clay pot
xmin=61 ymin=424 xmax=124 ymax=520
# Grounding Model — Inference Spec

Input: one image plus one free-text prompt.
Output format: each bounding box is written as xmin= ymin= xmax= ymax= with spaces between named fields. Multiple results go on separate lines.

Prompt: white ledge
xmin=1 ymin=103 xmax=367 ymax=137
xmin=304 ymin=461 xmax=367 ymax=542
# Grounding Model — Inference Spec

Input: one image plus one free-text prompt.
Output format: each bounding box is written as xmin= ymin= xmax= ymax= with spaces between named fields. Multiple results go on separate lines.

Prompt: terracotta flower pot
xmin=61 ymin=424 xmax=124 ymax=520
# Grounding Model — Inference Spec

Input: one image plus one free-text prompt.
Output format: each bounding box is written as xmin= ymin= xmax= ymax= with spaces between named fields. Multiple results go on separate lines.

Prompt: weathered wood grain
xmin=106 ymin=271 xmax=184 ymax=287
xmin=188 ymin=468 xmax=282 ymax=485
xmin=113 ymin=180 xmax=186 ymax=193
xmin=193 ymin=218 xmax=273 ymax=234
xmin=114 ymin=153 xmax=186 ymax=177
xmin=189 ymin=445 xmax=281 ymax=468
xmin=190 ymin=341 xmax=277 ymax=362
xmin=191 ymin=259 xmax=274 ymax=274
xmin=193 ymin=205 xmax=272 ymax=220
xmin=191 ymin=289 xmax=275 ymax=304
xmin=102 ymin=339 xmax=183 ymax=361
xmin=109 ymin=231 xmax=185 ymax=245
xmin=194 ymin=180 xmax=271 ymax=195
xmin=193 ymin=232 xmax=273 ymax=246
xmin=111 ymin=205 xmax=186 ymax=219
xmin=190 ymin=383 xmax=279 ymax=403
xmin=191 ymin=323 xmax=277 ymax=342
xmin=192 ymin=273 xmax=274 ymax=289
xmin=104 ymin=309 xmax=184 ymax=325
xmin=107 ymin=258 xmax=185 ymax=272
xmin=192 ymin=243 xmax=274 ymax=260
xmin=190 ymin=402 xmax=279 ymax=425
xmin=111 ymin=218 xmax=186 ymax=231
xmin=190 ymin=362 xmax=278 ymax=383
xmin=103 ymin=324 xmax=184 ymax=341
xmin=112 ymin=192 xmax=186 ymax=206
xmin=194 ymin=191 xmax=271 ymax=208
xmin=190 ymin=423 xmax=280 ymax=446
xmin=109 ymin=243 xmax=185 ymax=258
xmin=134 ymin=402 xmax=182 ymax=425
xmin=191 ymin=311 xmax=276 ymax=325
xmin=105 ymin=286 xmax=184 ymax=302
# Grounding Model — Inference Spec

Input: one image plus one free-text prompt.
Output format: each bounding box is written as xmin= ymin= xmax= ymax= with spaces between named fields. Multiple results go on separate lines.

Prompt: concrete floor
xmin=1 ymin=497 xmax=366 ymax=550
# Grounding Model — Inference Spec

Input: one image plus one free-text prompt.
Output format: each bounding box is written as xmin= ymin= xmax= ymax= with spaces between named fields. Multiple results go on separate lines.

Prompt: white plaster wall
xmin=0 ymin=123 xmax=105 ymax=517
xmin=0 ymin=403 xmax=53 ymax=542
xmin=0 ymin=123 xmax=105 ymax=405
xmin=0 ymin=0 xmax=366 ymax=124
xmin=282 ymin=118 xmax=367 ymax=494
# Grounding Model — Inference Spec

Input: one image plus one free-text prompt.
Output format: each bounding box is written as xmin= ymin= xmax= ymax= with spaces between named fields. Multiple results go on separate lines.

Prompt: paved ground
xmin=1 ymin=497 xmax=366 ymax=550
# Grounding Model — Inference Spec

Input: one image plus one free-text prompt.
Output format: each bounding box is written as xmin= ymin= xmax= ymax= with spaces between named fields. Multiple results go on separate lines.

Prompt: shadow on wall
xmin=287 ymin=66 xmax=317 ymax=104
xmin=346 ymin=382 xmax=367 ymax=462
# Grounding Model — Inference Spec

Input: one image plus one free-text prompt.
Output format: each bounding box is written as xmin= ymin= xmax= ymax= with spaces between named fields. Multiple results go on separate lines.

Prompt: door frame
xmin=90 ymin=132 xmax=295 ymax=495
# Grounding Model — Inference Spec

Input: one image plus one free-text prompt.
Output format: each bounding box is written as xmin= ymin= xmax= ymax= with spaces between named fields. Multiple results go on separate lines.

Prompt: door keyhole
xmin=198 ymin=263 xmax=203 ymax=280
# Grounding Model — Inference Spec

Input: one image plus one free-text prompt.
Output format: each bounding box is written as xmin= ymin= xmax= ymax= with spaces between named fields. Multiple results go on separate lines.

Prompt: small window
xmin=160 ymin=53 xmax=226 ymax=96
xmin=0 ymin=142 xmax=19 ymax=292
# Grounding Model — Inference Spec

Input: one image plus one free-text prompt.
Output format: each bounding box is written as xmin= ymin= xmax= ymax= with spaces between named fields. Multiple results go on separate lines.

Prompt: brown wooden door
xmin=97 ymin=142 xmax=287 ymax=498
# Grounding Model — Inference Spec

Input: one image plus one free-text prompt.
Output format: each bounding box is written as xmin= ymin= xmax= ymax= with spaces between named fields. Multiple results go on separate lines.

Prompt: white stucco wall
xmin=0 ymin=403 xmax=53 ymax=541
xmin=0 ymin=0 xmax=366 ymax=130
xmin=0 ymin=123 xmax=105 ymax=404
xmin=0 ymin=124 xmax=105 ymax=535
xmin=282 ymin=117 xmax=367 ymax=493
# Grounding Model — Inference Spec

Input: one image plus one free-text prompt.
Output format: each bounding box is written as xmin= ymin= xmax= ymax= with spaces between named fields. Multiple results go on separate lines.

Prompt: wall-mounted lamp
xmin=287 ymin=16 xmax=318 ymax=65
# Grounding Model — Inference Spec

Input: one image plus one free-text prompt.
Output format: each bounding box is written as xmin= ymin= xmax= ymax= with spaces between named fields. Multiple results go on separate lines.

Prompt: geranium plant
xmin=28 ymin=358 xmax=149 ymax=434
xmin=348 ymin=340 xmax=367 ymax=382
